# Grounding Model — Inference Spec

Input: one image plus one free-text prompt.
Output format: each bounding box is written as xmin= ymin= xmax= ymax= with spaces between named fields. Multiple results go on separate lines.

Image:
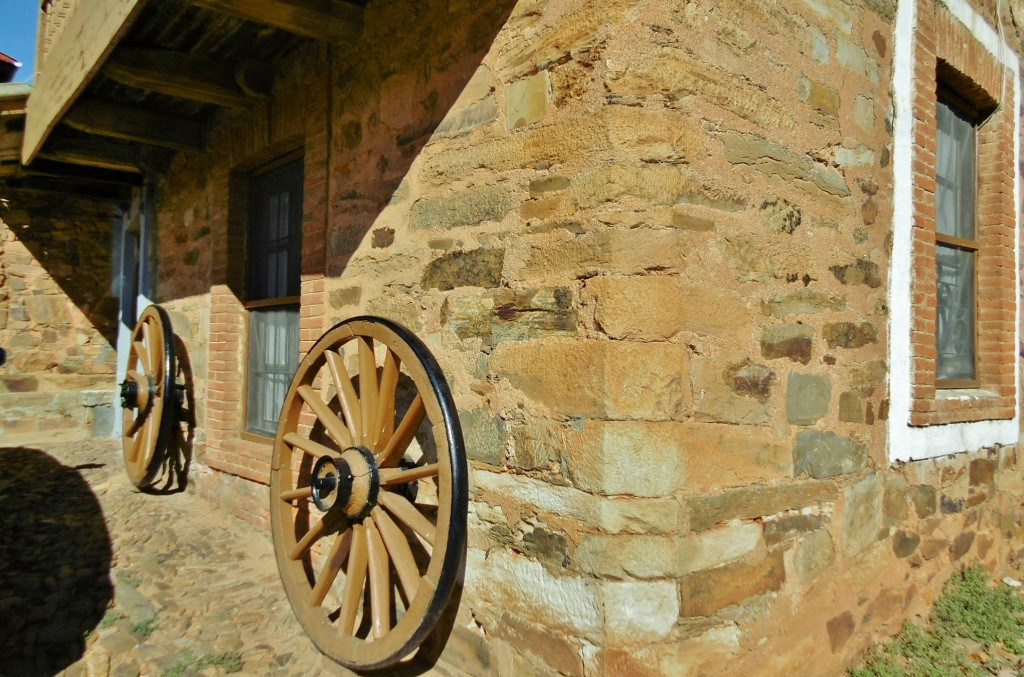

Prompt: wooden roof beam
xmin=104 ymin=48 xmax=251 ymax=108
xmin=64 ymin=97 xmax=203 ymax=151
xmin=187 ymin=0 xmax=362 ymax=44
xmin=37 ymin=135 xmax=143 ymax=174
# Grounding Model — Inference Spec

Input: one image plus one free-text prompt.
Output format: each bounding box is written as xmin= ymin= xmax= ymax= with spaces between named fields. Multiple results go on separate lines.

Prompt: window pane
xmin=936 ymin=100 xmax=976 ymax=240
xmin=936 ymin=244 xmax=975 ymax=381
xmin=249 ymin=160 xmax=303 ymax=300
xmin=246 ymin=306 xmax=299 ymax=436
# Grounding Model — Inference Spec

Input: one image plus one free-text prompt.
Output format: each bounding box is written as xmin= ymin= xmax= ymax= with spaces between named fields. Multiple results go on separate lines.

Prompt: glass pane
xmin=936 ymin=244 xmax=975 ymax=381
xmin=249 ymin=159 xmax=303 ymax=300
xmin=247 ymin=306 xmax=300 ymax=436
xmin=935 ymin=100 xmax=976 ymax=239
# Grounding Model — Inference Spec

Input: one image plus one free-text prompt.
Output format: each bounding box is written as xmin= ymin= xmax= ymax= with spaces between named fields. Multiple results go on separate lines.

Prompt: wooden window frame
xmin=241 ymin=153 xmax=304 ymax=441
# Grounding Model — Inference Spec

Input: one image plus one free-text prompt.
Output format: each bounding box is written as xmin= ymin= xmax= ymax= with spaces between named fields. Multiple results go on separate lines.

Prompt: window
xmin=888 ymin=0 xmax=1020 ymax=461
xmin=934 ymin=93 xmax=978 ymax=386
xmin=245 ymin=157 xmax=303 ymax=437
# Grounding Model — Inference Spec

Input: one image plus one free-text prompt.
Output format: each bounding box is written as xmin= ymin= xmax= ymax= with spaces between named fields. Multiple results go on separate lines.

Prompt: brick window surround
xmin=889 ymin=0 xmax=1020 ymax=461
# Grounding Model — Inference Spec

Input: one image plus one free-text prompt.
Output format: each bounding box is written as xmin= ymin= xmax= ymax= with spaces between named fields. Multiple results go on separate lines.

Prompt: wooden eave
xmin=20 ymin=0 xmax=364 ymax=185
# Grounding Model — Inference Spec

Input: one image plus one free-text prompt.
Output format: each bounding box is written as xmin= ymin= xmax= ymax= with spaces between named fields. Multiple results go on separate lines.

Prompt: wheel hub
xmin=119 ymin=374 xmax=155 ymax=411
xmin=311 ymin=447 xmax=379 ymax=521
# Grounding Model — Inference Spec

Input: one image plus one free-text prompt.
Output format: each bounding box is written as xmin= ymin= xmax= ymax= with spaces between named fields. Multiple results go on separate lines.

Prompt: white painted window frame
xmin=888 ymin=0 xmax=1021 ymax=462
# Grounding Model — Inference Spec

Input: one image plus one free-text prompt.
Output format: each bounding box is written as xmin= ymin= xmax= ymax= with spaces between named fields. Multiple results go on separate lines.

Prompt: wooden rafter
xmin=104 ymin=48 xmax=250 ymax=108
xmin=37 ymin=135 xmax=143 ymax=173
xmin=188 ymin=0 xmax=362 ymax=44
xmin=64 ymin=97 xmax=203 ymax=151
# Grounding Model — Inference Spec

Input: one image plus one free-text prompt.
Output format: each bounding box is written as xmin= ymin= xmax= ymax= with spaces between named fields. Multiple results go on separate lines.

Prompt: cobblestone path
xmin=0 ymin=438 xmax=348 ymax=677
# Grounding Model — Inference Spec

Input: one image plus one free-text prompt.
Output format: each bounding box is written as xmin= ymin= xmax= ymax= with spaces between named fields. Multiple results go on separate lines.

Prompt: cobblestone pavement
xmin=0 ymin=438 xmax=351 ymax=677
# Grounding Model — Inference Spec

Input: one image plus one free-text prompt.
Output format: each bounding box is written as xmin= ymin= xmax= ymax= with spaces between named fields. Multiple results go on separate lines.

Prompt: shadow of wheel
xmin=0 ymin=447 xmax=113 ymax=676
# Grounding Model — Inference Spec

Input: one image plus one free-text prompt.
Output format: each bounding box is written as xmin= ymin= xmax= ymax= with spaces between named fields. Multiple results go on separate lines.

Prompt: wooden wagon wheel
xmin=270 ymin=316 xmax=467 ymax=670
xmin=119 ymin=304 xmax=177 ymax=489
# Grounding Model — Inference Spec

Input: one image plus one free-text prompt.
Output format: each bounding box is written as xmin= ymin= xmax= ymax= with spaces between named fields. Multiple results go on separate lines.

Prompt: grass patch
xmin=115 ymin=570 xmax=141 ymax=589
xmin=850 ymin=565 xmax=1024 ymax=677
xmin=163 ymin=649 xmax=243 ymax=676
xmin=129 ymin=615 xmax=158 ymax=638
xmin=98 ymin=609 xmax=125 ymax=630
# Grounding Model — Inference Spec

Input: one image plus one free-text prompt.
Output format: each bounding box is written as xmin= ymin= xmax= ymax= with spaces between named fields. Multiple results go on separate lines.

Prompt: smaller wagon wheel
xmin=119 ymin=305 xmax=176 ymax=489
xmin=271 ymin=316 xmax=467 ymax=671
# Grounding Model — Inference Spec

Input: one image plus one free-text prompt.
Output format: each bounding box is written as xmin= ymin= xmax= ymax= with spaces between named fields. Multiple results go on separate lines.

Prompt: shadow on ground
xmin=0 ymin=447 xmax=113 ymax=676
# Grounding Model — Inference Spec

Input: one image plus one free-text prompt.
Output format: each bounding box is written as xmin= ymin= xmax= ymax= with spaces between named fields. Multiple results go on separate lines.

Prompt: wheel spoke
xmin=373 ymin=350 xmax=400 ymax=449
xmin=325 ymin=350 xmax=361 ymax=444
xmin=339 ymin=523 xmax=369 ymax=636
xmin=124 ymin=411 xmax=144 ymax=439
xmin=377 ymin=394 xmax=425 ymax=468
xmin=365 ymin=519 xmax=390 ymax=639
xmin=283 ymin=432 xmax=343 ymax=460
xmin=289 ymin=512 xmax=345 ymax=561
xmin=310 ymin=529 xmax=352 ymax=607
xmin=132 ymin=341 xmax=150 ymax=376
xmin=379 ymin=490 xmax=435 ymax=546
xmin=141 ymin=318 xmax=158 ymax=375
xmin=380 ymin=463 xmax=438 ymax=486
xmin=372 ymin=507 xmax=420 ymax=602
xmin=358 ymin=338 xmax=378 ymax=448
xmin=279 ymin=485 xmax=314 ymax=502
xmin=297 ymin=385 xmax=353 ymax=450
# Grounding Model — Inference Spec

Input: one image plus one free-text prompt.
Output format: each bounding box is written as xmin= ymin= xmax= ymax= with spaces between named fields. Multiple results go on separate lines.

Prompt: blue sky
xmin=0 ymin=0 xmax=38 ymax=83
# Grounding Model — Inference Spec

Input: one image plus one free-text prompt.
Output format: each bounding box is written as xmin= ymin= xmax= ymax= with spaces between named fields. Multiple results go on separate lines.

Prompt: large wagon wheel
xmin=270 ymin=316 xmax=467 ymax=671
xmin=119 ymin=304 xmax=177 ymax=489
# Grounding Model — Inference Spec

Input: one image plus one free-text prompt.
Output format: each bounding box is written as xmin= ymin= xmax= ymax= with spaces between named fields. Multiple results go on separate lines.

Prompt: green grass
xmin=115 ymin=570 xmax=141 ymax=588
xmin=98 ymin=609 xmax=125 ymax=630
xmin=162 ymin=649 xmax=243 ymax=676
xmin=850 ymin=565 xmax=1024 ymax=677
xmin=129 ymin=615 xmax=158 ymax=638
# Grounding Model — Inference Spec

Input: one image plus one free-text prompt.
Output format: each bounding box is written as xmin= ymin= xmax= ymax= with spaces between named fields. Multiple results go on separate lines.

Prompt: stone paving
xmin=0 ymin=438 xmax=352 ymax=677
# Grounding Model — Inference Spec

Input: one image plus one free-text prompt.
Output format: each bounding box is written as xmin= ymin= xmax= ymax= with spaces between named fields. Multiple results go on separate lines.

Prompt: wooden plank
xmin=188 ymin=0 xmax=362 ymax=44
xmin=64 ymin=97 xmax=203 ymax=150
xmin=104 ymin=48 xmax=249 ymax=108
xmin=23 ymin=0 xmax=147 ymax=164
xmin=37 ymin=134 xmax=143 ymax=173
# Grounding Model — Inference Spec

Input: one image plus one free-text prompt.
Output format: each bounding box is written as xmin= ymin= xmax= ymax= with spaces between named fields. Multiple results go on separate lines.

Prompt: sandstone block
xmin=765 ymin=513 xmax=826 ymax=547
xmin=842 ymin=474 xmax=882 ymax=558
xmin=892 ymin=530 xmax=920 ymax=558
xmin=826 ymin=611 xmax=855 ymax=653
xmin=761 ymin=324 xmax=815 ymax=364
xmin=786 ymin=372 xmax=831 ymax=425
xmin=830 ymin=259 xmax=882 ymax=287
xmin=823 ymin=322 xmax=878 ymax=349
xmin=421 ymin=248 xmax=504 ymax=290
xmin=474 ymin=470 xmax=679 ymax=535
xmin=762 ymin=289 xmax=845 ymax=318
xmin=721 ymin=133 xmax=850 ymax=198
xmin=409 ymin=183 xmax=518 ymax=231
xmin=794 ymin=431 xmax=867 ymax=479
xmin=604 ymin=47 xmax=793 ymax=130
xmin=461 ymin=409 xmax=506 ymax=466
xmin=797 ymin=76 xmax=840 ymax=117
xmin=506 ymin=71 xmax=550 ymax=129
xmin=588 ymin=276 xmax=747 ymax=341
xmin=465 ymin=549 xmax=602 ymax=641
xmin=688 ymin=480 xmax=837 ymax=531
xmin=489 ymin=339 xmax=689 ymax=420
xmin=677 ymin=522 xmax=763 ymax=575
xmin=492 ymin=611 xmax=584 ymax=675
xmin=790 ymin=529 xmax=835 ymax=585
xmin=601 ymin=580 xmax=679 ymax=645
xmin=680 ymin=424 xmax=792 ymax=492
xmin=838 ymin=391 xmax=864 ymax=423
xmin=679 ymin=550 xmax=786 ymax=616
xmin=691 ymin=356 xmax=773 ymax=425
xmin=506 ymin=228 xmax=692 ymax=285
xmin=445 ymin=286 xmax=576 ymax=347
xmin=575 ymin=534 xmax=678 ymax=579
xmin=565 ymin=420 xmax=685 ymax=497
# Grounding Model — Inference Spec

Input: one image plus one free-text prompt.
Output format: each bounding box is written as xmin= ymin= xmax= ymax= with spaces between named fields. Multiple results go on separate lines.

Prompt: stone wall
xmin=0 ymin=186 xmax=119 ymax=443
xmin=142 ymin=0 xmax=1024 ymax=674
